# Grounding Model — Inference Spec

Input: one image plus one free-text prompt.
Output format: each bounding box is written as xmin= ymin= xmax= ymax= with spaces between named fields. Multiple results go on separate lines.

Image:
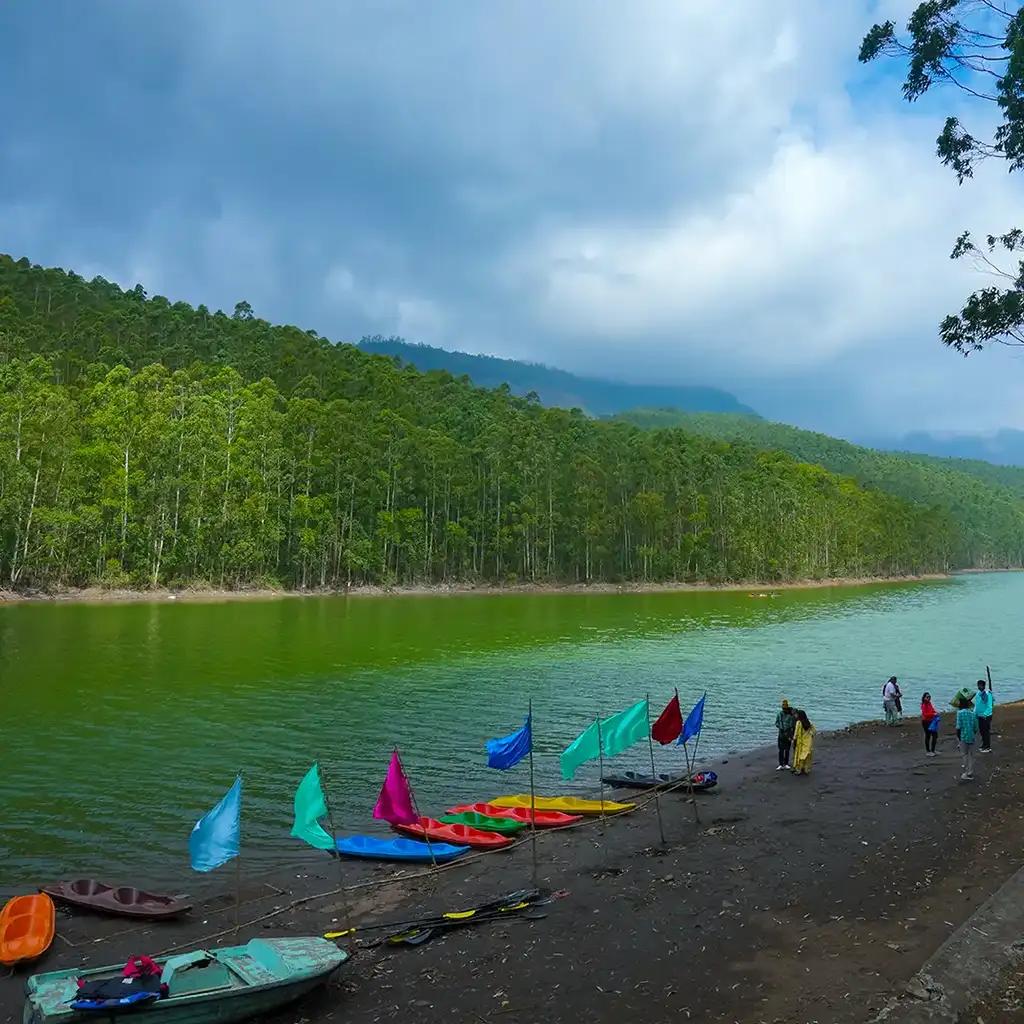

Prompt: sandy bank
xmin=5 ymin=706 xmax=1022 ymax=1024
xmin=0 ymin=572 xmax=951 ymax=606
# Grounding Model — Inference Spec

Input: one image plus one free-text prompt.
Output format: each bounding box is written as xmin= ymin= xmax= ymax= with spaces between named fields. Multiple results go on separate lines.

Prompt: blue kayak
xmin=335 ymin=835 xmax=469 ymax=863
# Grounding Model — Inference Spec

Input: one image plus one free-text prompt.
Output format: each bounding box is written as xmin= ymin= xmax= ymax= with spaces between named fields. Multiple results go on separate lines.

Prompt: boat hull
xmin=40 ymin=880 xmax=191 ymax=919
xmin=23 ymin=937 xmax=346 ymax=1024
xmin=444 ymin=803 xmax=583 ymax=828
xmin=601 ymin=770 xmax=718 ymax=791
xmin=393 ymin=817 xmax=513 ymax=850
xmin=335 ymin=836 xmax=469 ymax=863
xmin=489 ymin=794 xmax=635 ymax=816
xmin=1 ymin=894 xmax=55 ymax=967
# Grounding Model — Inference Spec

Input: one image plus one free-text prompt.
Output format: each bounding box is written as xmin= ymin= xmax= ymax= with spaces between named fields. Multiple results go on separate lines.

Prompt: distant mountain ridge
xmin=877 ymin=429 xmax=1024 ymax=469
xmin=357 ymin=336 xmax=758 ymax=417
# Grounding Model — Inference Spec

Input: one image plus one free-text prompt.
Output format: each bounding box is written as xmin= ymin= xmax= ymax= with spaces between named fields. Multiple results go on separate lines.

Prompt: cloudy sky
xmin=3 ymin=1 xmax=1023 ymax=437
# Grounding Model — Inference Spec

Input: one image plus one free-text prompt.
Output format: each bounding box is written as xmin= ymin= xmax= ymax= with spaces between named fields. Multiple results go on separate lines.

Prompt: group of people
xmin=892 ymin=675 xmax=996 ymax=780
xmin=771 ymin=676 xmax=996 ymax=781
xmin=773 ymin=700 xmax=815 ymax=775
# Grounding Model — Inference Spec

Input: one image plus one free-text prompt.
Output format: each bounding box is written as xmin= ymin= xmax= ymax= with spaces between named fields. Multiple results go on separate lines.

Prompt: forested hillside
xmin=0 ymin=254 xmax=980 ymax=590
xmin=358 ymin=337 xmax=757 ymax=416
xmin=616 ymin=409 xmax=1024 ymax=567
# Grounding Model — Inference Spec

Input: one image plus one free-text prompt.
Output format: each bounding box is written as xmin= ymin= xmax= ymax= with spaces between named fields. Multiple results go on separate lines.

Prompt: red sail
xmin=651 ymin=694 xmax=683 ymax=745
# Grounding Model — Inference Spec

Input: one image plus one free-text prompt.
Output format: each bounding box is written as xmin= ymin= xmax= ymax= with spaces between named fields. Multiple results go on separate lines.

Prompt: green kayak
xmin=436 ymin=811 xmax=527 ymax=834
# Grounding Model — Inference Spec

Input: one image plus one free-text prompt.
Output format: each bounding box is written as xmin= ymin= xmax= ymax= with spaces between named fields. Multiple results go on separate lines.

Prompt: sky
xmin=2 ymin=0 xmax=1024 ymax=438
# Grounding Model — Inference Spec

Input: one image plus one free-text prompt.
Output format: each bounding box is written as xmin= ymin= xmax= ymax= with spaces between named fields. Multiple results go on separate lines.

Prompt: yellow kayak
xmin=489 ymin=794 xmax=635 ymax=816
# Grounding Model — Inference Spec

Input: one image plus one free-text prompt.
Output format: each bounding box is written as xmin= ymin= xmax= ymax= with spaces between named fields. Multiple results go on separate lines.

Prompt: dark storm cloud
xmin=2 ymin=1 xmax=1022 ymax=435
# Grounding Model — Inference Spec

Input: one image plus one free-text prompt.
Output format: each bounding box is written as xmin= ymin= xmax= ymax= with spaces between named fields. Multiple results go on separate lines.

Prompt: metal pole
xmin=528 ymin=699 xmax=538 ymax=887
xmin=234 ymin=770 xmax=242 ymax=935
xmin=318 ymin=759 xmax=354 ymax=944
xmin=646 ymin=694 xmax=666 ymax=845
xmin=596 ymin=716 xmax=607 ymax=822
xmin=397 ymin=746 xmax=437 ymax=868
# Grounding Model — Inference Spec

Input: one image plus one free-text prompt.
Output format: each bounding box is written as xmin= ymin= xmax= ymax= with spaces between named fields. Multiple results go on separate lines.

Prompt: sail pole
xmin=677 ymin=687 xmax=700 ymax=825
xmin=317 ymin=758 xmax=354 ymax=944
xmin=528 ymin=699 xmax=539 ymax=887
xmin=646 ymin=694 xmax=666 ymax=845
xmin=596 ymin=716 xmax=607 ymax=823
xmin=397 ymin=746 xmax=437 ymax=868
xmin=234 ymin=769 xmax=243 ymax=935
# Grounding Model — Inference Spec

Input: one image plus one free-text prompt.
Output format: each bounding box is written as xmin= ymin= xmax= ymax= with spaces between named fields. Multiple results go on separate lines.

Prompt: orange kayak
xmin=393 ymin=817 xmax=514 ymax=850
xmin=0 ymin=893 xmax=55 ymax=966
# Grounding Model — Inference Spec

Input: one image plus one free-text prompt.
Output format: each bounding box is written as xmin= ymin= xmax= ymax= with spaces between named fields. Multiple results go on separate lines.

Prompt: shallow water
xmin=1 ymin=574 xmax=1020 ymax=889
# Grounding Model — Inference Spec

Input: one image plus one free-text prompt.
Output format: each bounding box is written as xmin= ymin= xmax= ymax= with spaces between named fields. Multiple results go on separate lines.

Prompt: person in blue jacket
xmin=975 ymin=678 xmax=995 ymax=753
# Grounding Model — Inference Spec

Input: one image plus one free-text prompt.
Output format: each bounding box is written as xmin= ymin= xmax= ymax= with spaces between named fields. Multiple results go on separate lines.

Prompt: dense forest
xmin=358 ymin=337 xmax=756 ymax=416
xmin=616 ymin=409 xmax=1024 ymax=566
xmin=0 ymin=254 xmax=993 ymax=591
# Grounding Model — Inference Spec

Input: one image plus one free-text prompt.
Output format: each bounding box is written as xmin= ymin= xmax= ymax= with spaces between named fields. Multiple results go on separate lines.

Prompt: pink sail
xmin=373 ymin=751 xmax=418 ymax=825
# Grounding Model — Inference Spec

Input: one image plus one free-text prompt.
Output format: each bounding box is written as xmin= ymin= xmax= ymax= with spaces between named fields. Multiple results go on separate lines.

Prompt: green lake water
xmin=1 ymin=573 xmax=1020 ymax=891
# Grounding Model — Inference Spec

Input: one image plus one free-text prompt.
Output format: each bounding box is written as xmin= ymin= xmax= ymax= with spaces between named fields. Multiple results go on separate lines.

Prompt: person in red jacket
xmin=920 ymin=692 xmax=939 ymax=756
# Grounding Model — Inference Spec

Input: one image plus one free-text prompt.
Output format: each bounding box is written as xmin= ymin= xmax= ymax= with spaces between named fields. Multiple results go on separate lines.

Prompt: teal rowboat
xmin=23 ymin=937 xmax=347 ymax=1024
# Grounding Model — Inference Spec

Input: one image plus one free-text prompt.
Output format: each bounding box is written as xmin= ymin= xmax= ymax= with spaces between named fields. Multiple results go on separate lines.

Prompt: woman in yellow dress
xmin=792 ymin=710 xmax=816 ymax=775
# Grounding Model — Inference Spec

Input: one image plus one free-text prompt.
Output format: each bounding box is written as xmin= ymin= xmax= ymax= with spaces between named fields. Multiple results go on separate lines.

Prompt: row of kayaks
xmin=1 ymin=776 xmax=718 ymax=966
xmin=336 ymin=777 xmax=718 ymax=864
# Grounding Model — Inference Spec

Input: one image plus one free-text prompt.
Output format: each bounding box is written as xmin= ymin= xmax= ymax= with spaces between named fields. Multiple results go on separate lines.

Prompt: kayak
xmin=336 ymin=835 xmax=469 ymax=863
xmin=436 ymin=812 xmax=527 ymax=834
xmin=602 ymin=769 xmax=718 ymax=791
xmin=41 ymin=880 xmax=192 ymax=919
xmin=445 ymin=802 xmax=583 ymax=828
xmin=393 ymin=817 xmax=514 ymax=850
xmin=489 ymin=794 xmax=635 ymax=816
xmin=0 ymin=894 xmax=55 ymax=967
xmin=23 ymin=937 xmax=346 ymax=1024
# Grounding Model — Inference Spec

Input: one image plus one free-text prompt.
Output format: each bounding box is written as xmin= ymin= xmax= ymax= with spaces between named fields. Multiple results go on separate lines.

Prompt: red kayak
xmin=393 ymin=817 xmax=513 ymax=850
xmin=445 ymin=802 xmax=582 ymax=829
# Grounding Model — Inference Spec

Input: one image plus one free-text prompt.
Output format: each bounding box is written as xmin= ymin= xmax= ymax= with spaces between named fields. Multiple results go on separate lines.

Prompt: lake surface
xmin=2 ymin=573 xmax=1020 ymax=891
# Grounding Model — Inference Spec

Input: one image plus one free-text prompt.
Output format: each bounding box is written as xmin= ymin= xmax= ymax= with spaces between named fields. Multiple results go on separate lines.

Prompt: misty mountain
xmin=357 ymin=336 xmax=758 ymax=417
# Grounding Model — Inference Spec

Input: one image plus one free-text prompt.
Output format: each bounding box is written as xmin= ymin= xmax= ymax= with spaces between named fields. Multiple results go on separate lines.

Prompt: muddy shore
xmin=3 ymin=706 xmax=1022 ymax=1024
xmin=0 ymin=572 xmax=951 ymax=606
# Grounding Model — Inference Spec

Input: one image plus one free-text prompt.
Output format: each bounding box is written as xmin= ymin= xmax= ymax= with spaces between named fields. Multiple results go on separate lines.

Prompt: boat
xmin=444 ymin=802 xmax=583 ymax=828
xmin=23 ymin=937 xmax=347 ymax=1024
xmin=393 ymin=817 xmax=514 ymax=850
xmin=489 ymin=794 xmax=635 ymax=816
xmin=0 ymin=893 xmax=55 ymax=967
xmin=601 ymin=769 xmax=719 ymax=791
xmin=436 ymin=811 xmax=528 ymax=834
xmin=41 ymin=880 xmax=192 ymax=919
xmin=335 ymin=835 xmax=469 ymax=863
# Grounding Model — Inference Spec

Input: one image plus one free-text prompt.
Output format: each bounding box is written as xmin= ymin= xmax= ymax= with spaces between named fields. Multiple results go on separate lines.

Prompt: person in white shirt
xmin=882 ymin=676 xmax=899 ymax=726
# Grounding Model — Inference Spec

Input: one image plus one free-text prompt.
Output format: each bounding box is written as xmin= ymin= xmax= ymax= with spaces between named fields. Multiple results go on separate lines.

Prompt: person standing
xmin=775 ymin=699 xmax=797 ymax=771
xmin=882 ymin=676 xmax=899 ymax=726
xmin=893 ymin=679 xmax=904 ymax=720
xmin=920 ymin=692 xmax=939 ymax=756
xmin=955 ymin=695 xmax=977 ymax=782
xmin=975 ymin=678 xmax=994 ymax=753
xmin=792 ymin=710 xmax=816 ymax=776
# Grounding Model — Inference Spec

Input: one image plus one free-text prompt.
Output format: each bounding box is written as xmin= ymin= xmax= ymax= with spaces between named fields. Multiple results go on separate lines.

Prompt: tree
xmin=859 ymin=1 xmax=1024 ymax=353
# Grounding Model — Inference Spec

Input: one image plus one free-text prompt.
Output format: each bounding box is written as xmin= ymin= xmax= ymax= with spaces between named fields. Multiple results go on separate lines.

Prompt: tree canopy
xmin=0 ymin=254 xmax=977 ymax=591
xmin=859 ymin=0 xmax=1024 ymax=354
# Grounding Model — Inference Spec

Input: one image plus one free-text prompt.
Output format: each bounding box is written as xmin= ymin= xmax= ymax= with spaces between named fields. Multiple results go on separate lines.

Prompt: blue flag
xmin=486 ymin=715 xmax=532 ymax=770
xmin=677 ymin=694 xmax=706 ymax=746
xmin=189 ymin=776 xmax=242 ymax=872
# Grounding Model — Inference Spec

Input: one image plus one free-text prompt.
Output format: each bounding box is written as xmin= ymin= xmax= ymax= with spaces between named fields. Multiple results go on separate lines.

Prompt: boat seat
xmin=163 ymin=951 xmax=234 ymax=996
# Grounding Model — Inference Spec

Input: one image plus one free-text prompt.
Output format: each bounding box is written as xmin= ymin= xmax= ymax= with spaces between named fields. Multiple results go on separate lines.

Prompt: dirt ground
xmin=4 ymin=705 xmax=1023 ymax=1024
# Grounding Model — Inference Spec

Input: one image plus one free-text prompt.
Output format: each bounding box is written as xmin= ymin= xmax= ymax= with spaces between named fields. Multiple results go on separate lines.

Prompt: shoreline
xmin=0 ymin=572 xmax=952 ymax=606
xmin=6 ymin=708 xmax=1024 ymax=1024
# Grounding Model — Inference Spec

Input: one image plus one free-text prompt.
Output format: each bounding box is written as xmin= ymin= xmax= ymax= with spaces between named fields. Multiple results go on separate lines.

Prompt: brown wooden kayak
xmin=40 ymin=880 xmax=192 ymax=919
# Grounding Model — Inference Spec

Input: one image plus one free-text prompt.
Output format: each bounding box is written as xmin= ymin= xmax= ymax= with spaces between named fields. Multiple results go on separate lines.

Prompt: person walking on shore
xmin=882 ymin=676 xmax=899 ymax=726
xmin=792 ymin=710 xmax=815 ymax=776
xmin=975 ymin=678 xmax=994 ymax=753
xmin=775 ymin=699 xmax=796 ymax=771
xmin=920 ymin=692 xmax=939 ymax=756
xmin=955 ymin=696 xmax=977 ymax=782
